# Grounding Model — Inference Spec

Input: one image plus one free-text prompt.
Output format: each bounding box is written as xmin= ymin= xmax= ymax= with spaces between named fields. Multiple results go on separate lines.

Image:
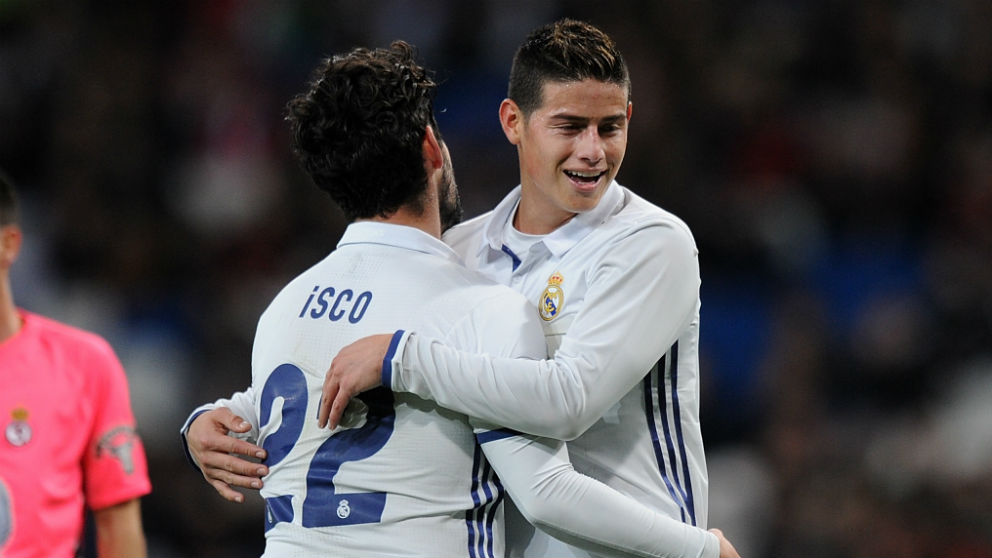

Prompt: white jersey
xmin=181 ymin=220 xmax=718 ymax=558
xmin=390 ymin=182 xmax=709 ymax=557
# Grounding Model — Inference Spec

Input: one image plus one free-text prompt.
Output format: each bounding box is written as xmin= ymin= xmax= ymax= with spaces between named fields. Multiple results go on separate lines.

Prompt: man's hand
xmin=186 ymin=407 xmax=267 ymax=503
xmin=318 ymin=333 xmax=393 ymax=430
xmin=709 ymin=528 xmax=741 ymax=558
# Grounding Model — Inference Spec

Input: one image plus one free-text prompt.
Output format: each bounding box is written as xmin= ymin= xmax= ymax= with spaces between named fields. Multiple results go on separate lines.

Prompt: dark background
xmin=2 ymin=1 xmax=990 ymax=556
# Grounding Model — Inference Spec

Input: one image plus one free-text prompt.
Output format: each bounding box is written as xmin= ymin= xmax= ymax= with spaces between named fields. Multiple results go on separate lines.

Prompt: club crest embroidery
xmin=539 ymin=271 xmax=565 ymax=321
xmin=96 ymin=426 xmax=140 ymax=474
xmin=5 ymin=407 xmax=31 ymax=447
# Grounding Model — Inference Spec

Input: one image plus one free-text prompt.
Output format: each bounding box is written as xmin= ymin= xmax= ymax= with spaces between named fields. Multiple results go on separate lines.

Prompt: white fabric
xmin=181 ymin=220 xmax=717 ymax=558
xmin=391 ymin=182 xmax=713 ymax=556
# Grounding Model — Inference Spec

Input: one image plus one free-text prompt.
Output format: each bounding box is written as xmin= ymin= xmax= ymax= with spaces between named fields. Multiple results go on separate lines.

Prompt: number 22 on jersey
xmin=259 ymin=363 xmax=395 ymax=530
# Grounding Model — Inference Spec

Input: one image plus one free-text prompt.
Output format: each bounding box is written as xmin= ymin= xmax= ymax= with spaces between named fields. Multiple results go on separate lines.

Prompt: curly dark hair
xmin=508 ymin=19 xmax=631 ymax=117
xmin=286 ymin=41 xmax=440 ymax=221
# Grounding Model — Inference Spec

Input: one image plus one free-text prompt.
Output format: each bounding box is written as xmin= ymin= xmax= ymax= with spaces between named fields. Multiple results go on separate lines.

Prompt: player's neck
xmin=0 ymin=283 xmax=22 ymax=343
xmin=513 ymin=199 xmax=575 ymax=235
xmin=365 ymin=206 xmax=441 ymax=239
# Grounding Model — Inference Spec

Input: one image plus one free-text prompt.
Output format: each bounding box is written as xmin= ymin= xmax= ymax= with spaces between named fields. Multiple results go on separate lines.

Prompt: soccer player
xmin=315 ymin=18 xmax=729 ymax=558
xmin=0 ymin=172 xmax=151 ymax=557
xmin=182 ymin=41 xmax=734 ymax=557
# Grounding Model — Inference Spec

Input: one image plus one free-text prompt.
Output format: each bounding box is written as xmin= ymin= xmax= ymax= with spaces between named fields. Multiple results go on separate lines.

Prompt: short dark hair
xmin=286 ymin=41 xmax=440 ymax=221
xmin=507 ymin=19 xmax=631 ymax=117
xmin=0 ymin=170 xmax=18 ymax=227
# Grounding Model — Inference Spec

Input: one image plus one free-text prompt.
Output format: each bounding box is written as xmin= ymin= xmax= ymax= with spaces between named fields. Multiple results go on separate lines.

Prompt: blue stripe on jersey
xmin=643 ymin=342 xmax=696 ymax=525
xmin=381 ymin=329 xmax=405 ymax=388
xmin=668 ymin=343 xmax=696 ymax=524
xmin=481 ymin=460 xmax=504 ymax=558
xmin=500 ymin=245 xmax=522 ymax=271
xmin=475 ymin=428 xmax=522 ymax=444
xmin=466 ymin=445 xmax=483 ymax=557
xmin=643 ymin=357 xmax=687 ymax=523
xmin=465 ymin=443 xmax=502 ymax=558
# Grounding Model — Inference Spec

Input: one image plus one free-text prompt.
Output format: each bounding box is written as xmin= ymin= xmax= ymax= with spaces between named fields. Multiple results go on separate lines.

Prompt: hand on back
xmin=187 ymin=407 xmax=267 ymax=503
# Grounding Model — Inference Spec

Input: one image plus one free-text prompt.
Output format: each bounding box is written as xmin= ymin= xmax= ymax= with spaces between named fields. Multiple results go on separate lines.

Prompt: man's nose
xmin=575 ymin=126 xmax=605 ymax=164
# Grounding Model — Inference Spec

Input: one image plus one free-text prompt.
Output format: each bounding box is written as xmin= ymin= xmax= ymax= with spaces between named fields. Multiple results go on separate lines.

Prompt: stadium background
xmin=1 ymin=1 xmax=990 ymax=556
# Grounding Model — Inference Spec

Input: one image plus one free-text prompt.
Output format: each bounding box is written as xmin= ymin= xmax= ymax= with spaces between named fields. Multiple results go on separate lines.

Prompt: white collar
xmin=338 ymin=221 xmax=463 ymax=264
xmin=480 ymin=181 xmax=624 ymax=258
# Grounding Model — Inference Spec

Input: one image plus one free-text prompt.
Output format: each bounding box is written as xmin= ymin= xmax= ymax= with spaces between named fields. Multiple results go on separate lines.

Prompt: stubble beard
xmin=438 ymin=159 xmax=463 ymax=233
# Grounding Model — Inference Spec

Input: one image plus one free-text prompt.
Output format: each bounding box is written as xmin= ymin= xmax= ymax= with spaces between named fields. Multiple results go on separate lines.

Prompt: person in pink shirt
xmin=0 ymin=172 xmax=151 ymax=558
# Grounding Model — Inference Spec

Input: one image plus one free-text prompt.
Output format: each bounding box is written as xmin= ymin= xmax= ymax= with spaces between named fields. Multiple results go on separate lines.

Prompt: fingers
xmin=194 ymin=408 xmax=267 ymax=459
xmin=207 ymin=475 xmax=260 ymax=504
xmin=319 ymin=371 xmax=352 ymax=431
xmin=203 ymin=462 xmax=265 ymax=488
xmin=222 ymin=414 xmax=253 ymax=434
xmin=319 ymin=334 xmax=392 ymax=429
xmin=200 ymin=456 xmax=268 ymax=504
xmin=222 ymin=437 xmax=267 ymax=460
xmin=319 ymin=369 xmax=339 ymax=429
xmin=206 ymin=406 xmax=250 ymax=433
xmin=187 ymin=406 xmax=269 ymax=503
xmin=198 ymin=450 xmax=268 ymax=478
xmin=328 ymin=387 xmax=351 ymax=430
xmin=208 ymin=478 xmax=245 ymax=503
xmin=320 ymin=356 xmax=361 ymax=430
xmin=189 ymin=424 xmax=266 ymax=461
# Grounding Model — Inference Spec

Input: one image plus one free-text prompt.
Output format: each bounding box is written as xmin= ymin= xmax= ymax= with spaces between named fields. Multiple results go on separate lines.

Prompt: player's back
xmin=250 ymin=222 xmax=543 ymax=558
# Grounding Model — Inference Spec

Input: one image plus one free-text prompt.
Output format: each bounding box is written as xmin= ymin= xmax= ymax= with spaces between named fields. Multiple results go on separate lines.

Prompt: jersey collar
xmin=338 ymin=221 xmax=463 ymax=264
xmin=481 ymin=181 xmax=624 ymax=258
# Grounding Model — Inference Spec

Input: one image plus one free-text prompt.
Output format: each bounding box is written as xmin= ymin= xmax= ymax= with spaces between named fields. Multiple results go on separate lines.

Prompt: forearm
xmin=393 ymin=327 xmax=668 ymax=439
xmin=519 ymin=473 xmax=718 ymax=558
xmin=482 ymin=433 xmax=719 ymax=558
xmin=394 ymin=334 xmax=594 ymax=439
xmin=94 ymin=499 xmax=147 ymax=558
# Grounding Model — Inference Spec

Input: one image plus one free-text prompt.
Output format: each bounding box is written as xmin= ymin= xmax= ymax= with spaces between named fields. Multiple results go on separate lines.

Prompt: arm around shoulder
xmin=389 ymin=222 xmax=700 ymax=439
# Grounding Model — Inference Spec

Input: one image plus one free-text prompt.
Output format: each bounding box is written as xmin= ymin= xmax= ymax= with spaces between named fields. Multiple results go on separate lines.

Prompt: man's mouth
xmin=564 ymin=169 xmax=606 ymax=186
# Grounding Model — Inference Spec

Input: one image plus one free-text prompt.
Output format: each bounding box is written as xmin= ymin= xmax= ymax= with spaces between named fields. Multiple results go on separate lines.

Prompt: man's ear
xmin=627 ymin=100 xmax=633 ymax=121
xmin=0 ymin=225 xmax=23 ymax=269
xmin=499 ymin=99 xmax=523 ymax=146
xmin=422 ymin=125 xmax=444 ymax=171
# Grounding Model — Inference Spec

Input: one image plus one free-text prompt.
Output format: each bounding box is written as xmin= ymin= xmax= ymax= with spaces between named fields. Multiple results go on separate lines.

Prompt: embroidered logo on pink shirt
xmin=4 ymin=408 xmax=31 ymax=447
xmin=96 ymin=426 xmax=140 ymax=475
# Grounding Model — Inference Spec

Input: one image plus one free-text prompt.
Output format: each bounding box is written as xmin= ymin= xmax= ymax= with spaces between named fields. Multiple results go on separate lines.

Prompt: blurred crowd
xmin=1 ymin=1 xmax=990 ymax=556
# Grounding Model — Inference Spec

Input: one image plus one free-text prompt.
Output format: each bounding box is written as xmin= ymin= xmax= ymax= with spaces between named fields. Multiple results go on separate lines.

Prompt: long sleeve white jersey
xmin=181 ymin=221 xmax=718 ymax=558
xmin=388 ymin=183 xmax=710 ymax=557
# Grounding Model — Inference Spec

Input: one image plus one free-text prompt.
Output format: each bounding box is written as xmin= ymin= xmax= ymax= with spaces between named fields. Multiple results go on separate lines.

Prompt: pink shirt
xmin=0 ymin=310 xmax=151 ymax=558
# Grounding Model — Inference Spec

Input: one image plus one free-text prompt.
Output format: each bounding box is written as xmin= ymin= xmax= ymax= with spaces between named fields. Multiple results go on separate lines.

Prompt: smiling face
xmin=501 ymin=78 xmax=631 ymax=234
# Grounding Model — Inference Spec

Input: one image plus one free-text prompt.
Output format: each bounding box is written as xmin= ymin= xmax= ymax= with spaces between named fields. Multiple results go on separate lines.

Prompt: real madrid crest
xmin=5 ymin=407 xmax=32 ymax=447
xmin=539 ymin=271 xmax=565 ymax=321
